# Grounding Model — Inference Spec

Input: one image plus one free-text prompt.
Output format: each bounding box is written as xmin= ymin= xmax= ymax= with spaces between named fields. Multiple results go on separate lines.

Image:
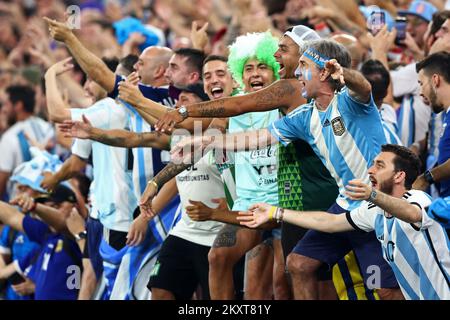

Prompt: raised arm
xmin=44 ymin=58 xmax=75 ymax=123
xmin=324 ymin=59 xmax=372 ymax=103
xmin=59 ymin=114 xmax=171 ymax=150
xmin=118 ymin=81 xmax=214 ymax=132
xmin=346 ymin=179 xmax=422 ymax=223
xmin=44 ymin=17 xmax=116 ymax=93
xmin=155 ymin=79 xmax=303 ymax=132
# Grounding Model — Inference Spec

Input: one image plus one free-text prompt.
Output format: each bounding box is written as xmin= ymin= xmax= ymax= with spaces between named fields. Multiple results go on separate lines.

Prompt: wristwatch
xmin=177 ymin=105 xmax=188 ymax=119
xmin=424 ymin=170 xmax=435 ymax=185
xmin=75 ymin=230 xmax=87 ymax=242
xmin=368 ymin=188 xmax=377 ymax=202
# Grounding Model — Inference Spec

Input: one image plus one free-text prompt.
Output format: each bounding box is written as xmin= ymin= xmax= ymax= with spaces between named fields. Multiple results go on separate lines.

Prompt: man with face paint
xmin=171 ymin=39 xmax=402 ymax=300
xmin=414 ymin=52 xmax=450 ymax=196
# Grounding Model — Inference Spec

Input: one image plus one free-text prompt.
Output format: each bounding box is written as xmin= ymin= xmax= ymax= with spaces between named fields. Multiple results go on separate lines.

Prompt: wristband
xmin=424 ymin=170 xmax=435 ymax=185
xmin=268 ymin=206 xmax=277 ymax=220
xmin=148 ymin=180 xmax=159 ymax=191
xmin=274 ymin=207 xmax=285 ymax=223
xmin=368 ymin=188 xmax=378 ymax=202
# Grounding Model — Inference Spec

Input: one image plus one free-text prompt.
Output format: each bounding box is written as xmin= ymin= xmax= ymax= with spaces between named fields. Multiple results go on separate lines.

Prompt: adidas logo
xmin=323 ymin=119 xmax=331 ymax=127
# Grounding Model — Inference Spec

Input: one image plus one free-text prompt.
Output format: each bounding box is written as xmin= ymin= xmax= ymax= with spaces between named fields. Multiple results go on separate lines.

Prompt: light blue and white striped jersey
xmin=71 ymin=98 xmax=137 ymax=232
xmin=396 ymin=95 xmax=432 ymax=147
xmin=391 ymin=64 xmax=431 ymax=147
xmin=0 ymin=116 xmax=54 ymax=197
xmin=382 ymin=120 xmax=402 ymax=145
xmin=269 ymin=88 xmax=386 ymax=210
xmin=347 ymin=190 xmax=450 ymax=300
xmin=119 ymin=101 xmax=172 ymax=199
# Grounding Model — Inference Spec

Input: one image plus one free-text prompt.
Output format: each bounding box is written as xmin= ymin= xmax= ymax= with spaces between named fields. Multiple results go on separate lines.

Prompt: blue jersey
xmin=22 ymin=216 xmax=82 ymax=300
xmin=438 ymin=109 xmax=450 ymax=197
xmin=347 ymin=190 xmax=449 ymax=300
xmin=0 ymin=224 xmax=40 ymax=300
xmin=269 ymin=88 xmax=386 ymax=210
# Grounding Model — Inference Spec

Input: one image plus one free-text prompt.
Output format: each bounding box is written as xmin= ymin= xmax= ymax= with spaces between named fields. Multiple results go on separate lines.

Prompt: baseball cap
xmin=176 ymin=82 xmax=210 ymax=102
xmin=398 ymin=0 xmax=438 ymax=22
xmin=284 ymin=25 xmax=321 ymax=48
xmin=35 ymin=184 xmax=77 ymax=204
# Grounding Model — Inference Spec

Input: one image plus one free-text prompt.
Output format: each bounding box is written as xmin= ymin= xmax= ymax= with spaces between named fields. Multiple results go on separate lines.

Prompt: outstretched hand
xmin=236 ymin=202 xmax=272 ymax=228
xmin=59 ymin=114 xmax=93 ymax=139
xmin=44 ymin=17 xmax=74 ymax=42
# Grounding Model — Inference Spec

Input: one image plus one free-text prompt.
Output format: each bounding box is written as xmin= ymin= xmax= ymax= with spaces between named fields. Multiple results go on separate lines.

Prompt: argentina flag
xmin=107 ymin=195 xmax=182 ymax=300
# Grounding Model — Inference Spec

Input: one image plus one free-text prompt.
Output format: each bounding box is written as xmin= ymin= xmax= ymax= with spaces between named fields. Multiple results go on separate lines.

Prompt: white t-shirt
xmin=347 ymin=190 xmax=450 ymax=300
xmin=70 ymin=98 xmax=137 ymax=231
xmin=0 ymin=116 xmax=54 ymax=195
xmin=170 ymin=154 xmax=226 ymax=247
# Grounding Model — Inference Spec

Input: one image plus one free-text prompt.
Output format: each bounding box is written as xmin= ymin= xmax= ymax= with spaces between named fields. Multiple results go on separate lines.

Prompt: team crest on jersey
xmin=55 ymin=239 xmax=63 ymax=253
xmin=150 ymin=261 xmax=161 ymax=277
xmin=331 ymin=117 xmax=346 ymax=136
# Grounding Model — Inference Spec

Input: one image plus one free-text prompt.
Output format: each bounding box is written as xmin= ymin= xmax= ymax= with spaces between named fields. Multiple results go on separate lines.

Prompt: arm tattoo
xmin=212 ymin=224 xmax=239 ymax=247
xmin=153 ymin=162 xmax=191 ymax=189
xmin=95 ymin=131 xmax=128 ymax=147
xmin=197 ymin=99 xmax=227 ymax=117
xmin=253 ymin=81 xmax=297 ymax=109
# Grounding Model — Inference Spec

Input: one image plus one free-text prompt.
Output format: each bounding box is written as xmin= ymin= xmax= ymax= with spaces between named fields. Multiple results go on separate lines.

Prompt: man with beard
xmin=414 ymin=52 xmax=450 ymax=196
xmin=238 ymin=144 xmax=450 ymax=300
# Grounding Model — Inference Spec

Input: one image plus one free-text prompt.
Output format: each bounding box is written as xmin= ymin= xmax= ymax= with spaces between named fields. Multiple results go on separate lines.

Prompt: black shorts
xmin=148 ymin=235 xmax=211 ymax=300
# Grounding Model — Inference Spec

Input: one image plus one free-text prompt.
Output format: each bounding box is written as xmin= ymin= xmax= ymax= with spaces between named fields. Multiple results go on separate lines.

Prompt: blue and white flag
xmin=108 ymin=195 xmax=182 ymax=300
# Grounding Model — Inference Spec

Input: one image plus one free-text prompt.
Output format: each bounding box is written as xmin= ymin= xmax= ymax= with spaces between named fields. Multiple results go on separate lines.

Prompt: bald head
xmin=331 ymin=34 xmax=366 ymax=70
xmin=135 ymin=46 xmax=174 ymax=85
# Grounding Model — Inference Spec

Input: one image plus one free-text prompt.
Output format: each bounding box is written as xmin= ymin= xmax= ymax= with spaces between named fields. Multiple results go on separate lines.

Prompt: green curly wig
xmin=227 ymin=31 xmax=280 ymax=89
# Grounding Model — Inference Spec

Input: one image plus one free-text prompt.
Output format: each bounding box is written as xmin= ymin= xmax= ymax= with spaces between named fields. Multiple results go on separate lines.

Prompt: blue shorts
xmin=292 ymin=202 xmax=398 ymax=289
xmin=83 ymin=217 xmax=104 ymax=280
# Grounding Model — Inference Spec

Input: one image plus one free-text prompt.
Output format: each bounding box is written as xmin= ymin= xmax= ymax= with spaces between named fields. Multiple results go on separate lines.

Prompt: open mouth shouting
xmin=250 ymin=80 xmax=264 ymax=90
xmin=210 ymin=86 xmax=224 ymax=99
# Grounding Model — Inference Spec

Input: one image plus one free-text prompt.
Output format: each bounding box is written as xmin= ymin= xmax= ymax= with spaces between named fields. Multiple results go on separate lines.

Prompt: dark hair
xmin=430 ymin=10 xmax=450 ymax=36
xmin=102 ymin=57 xmax=119 ymax=73
xmin=306 ymin=40 xmax=351 ymax=90
xmin=203 ymin=55 xmax=228 ymax=66
xmin=360 ymin=59 xmax=390 ymax=103
xmin=381 ymin=144 xmax=421 ymax=189
xmin=6 ymin=85 xmax=35 ymax=113
xmin=416 ymin=51 xmax=450 ymax=83
xmin=119 ymin=54 xmax=139 ymax=75
xmin=174 ymin=48 xmax=206 ymax=78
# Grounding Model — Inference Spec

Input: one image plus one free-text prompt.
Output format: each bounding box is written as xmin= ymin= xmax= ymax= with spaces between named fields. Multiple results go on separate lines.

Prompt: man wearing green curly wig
xmin=204 ymin=31 xmax=290 ymax=300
